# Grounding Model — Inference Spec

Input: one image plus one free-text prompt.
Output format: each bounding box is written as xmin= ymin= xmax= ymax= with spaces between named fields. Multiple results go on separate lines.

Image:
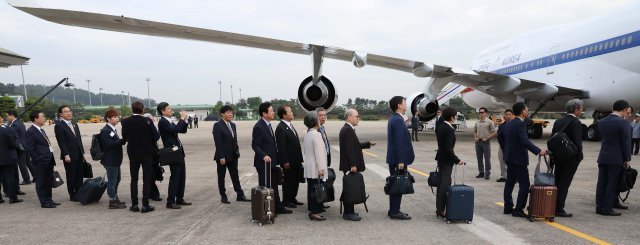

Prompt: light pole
xmin=72 ymin=84 xmax=76 ymax=104
xmin=230 ymin=84 xmax=234 ymax=104
xmin=121 ymin=91 xmax=125 ymax=105
xmin=99 ymin=88 xmax=104 ymax=106
xmin=127 ymin=92 xmax=131 ymax=105
xmin=86 ymin=79 xmax=92 ymax=106
xmin=146 ymin=77 xmax=151 ymax=108
xmin=41 ymin=84 xmax=46 ymax=100
xmin=218 ymin=81 xmax=222 ymax=103
xmin=239 ymin=88 xmax=242 ymax=102
xmin=20 ymin=65 xmax=27 ymax=100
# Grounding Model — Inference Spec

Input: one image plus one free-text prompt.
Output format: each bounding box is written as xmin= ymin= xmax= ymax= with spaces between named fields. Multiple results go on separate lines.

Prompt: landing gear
xmin=585 ymin=111 xmax=609 ymax=141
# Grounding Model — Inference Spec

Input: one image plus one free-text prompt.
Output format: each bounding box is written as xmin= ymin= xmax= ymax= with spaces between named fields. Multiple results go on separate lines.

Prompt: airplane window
xmin=610 ymin=40 xmax=615 ymax=47
xmin=621 ymin=38 xmax=626 ymax=46
xmin=615 ymin=39 xmax=620 ymax=47
xmin=589 ymin=46 xmax=593 ymax=53
xmin=561 ymin=54 xmax=565 ymax=60
xmin=579 ymin=49 xmax=583 ymax=56
xmin=628 ymin=36 xmax=633 ymax=43
xmin=599 ymin=43 xmax=603 ymax=50
xmin=605 ymin=42 xmax=609 ymax=49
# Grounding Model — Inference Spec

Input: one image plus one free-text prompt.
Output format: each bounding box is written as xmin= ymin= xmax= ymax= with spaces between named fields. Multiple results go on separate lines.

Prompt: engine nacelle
xmin=298 ymin=75 xmax=338 ymax=112
xmin=406 ymin=92 xmax=439 ymax=122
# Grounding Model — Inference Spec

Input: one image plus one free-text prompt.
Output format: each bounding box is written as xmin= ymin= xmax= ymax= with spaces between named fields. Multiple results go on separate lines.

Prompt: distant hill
xmin=0 ymin=82 xmax=155 ymax=106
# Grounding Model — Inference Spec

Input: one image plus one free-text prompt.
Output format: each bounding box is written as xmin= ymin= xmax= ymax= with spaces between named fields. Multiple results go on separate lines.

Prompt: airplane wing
xmin=9 ymin=3 xmax=589 ymax=102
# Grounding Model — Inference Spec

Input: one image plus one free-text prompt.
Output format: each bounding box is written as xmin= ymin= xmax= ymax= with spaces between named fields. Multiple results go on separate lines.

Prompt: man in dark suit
xmin=496 ymin=109 xmax=514 ymax=183
xmin=0 ymin=116 xmax=22 ymax=204
xmin=596 ymin=100 xmax=632 ymax=216
xmin=24 ymin=111 xmax=58 ymax=208
xmin=386 ymin=96 xmax=414 ymax=220
xmin=54 ymin=105 xmax=85 ymax=201
xmin=551 ymin=99 xmax=584 ymax=217
xmin=317 ymin=107 xmax=331 ymax=167
xmin=339 ymin=108 xmax=375 ymax=221
xmin=411 ymin=111 xmax=420 ymax=142
xmin=252 ymin=102 xmax=291 ymax=214
xmin=122 ymin=101 xmax=160 ymax=213
xmin=7 ymin=110 xmax=34 ymax=185
xmin=276 ymin=105 xmax=304 ymax=208
xmin=498 ymin=102 xmax=547 ymax=218
xmin=158 ymin=102 xmax=192 ymax=209
xmin=100 ymin=109 xmax=127 ymax=209
xmin=213 ymin=105 xmax=249 ymax=204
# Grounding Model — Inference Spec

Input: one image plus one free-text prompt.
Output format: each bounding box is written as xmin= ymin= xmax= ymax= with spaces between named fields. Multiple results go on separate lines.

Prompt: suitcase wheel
xmin=467 ymin=220 xmax=472 ymax=224
xmin=529 ymin=217 xmax=535 ymax=222
xmin=548 ymin=217 xmax=554 ymax=222
xmin=258 ymin=223 xmax=263 ymax=226
xmin=446 ymin=220 xmax=451 ymax=224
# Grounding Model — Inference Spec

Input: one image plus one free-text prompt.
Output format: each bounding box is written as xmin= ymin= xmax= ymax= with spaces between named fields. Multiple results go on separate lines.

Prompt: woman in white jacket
xmin=303 ymin=112 xmax=328 ymax=221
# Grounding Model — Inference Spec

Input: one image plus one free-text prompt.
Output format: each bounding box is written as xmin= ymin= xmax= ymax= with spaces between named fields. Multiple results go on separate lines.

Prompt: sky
xmin=0 ymin=0 xmax=633 ymax=105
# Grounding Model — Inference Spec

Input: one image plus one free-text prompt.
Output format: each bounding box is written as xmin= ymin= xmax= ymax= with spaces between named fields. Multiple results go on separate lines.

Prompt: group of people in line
xmin=0 ymin=96 xmax=634 ymax=221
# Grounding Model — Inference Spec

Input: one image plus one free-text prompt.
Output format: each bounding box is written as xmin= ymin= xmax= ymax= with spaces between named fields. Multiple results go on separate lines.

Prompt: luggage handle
xmin=453 ymin=163 xmax=466 ymax=185
xmin=535 ymin=155 xmax=553 ymax=175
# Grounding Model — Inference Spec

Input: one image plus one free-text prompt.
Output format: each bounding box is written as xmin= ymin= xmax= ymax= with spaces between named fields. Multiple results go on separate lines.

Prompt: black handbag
xmin=327 ymin=168 xmax=336 ymax=185
xmin=534 ymin=155 xmax=555 ymax=186
xmin=83 ymin=159 xmax=93 ymax=178
xmin=427 ymin=167 xmax=441 ymax=194
xmin=310 ymin=181 xmax=328 ymax=203
xmin=155 ymin=164 xmax=165 ymax=182
xmin=52 ymin=171 xmax=65 ymax=188
xmin=158 ymin=146 xmax=184 ymax=166
xmin=385 ymin=170 xmax=415 ymax=195
xmin=619 ymin=167 xmax=638 ymax=202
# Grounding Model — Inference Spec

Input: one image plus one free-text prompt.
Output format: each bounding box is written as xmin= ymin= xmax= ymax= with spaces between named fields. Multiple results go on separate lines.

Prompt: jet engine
xmin=406 ymin=92 xmax=439 ymax=122
xmin=297 ymin=75 xmax=338 ymax=111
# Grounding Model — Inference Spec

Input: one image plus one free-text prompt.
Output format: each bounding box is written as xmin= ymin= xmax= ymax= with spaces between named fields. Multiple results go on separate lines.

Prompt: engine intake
xmin=298 ymin=75 xmax=338 ymax=112
xmin=407 ymin=92 xmax=439 ymax=122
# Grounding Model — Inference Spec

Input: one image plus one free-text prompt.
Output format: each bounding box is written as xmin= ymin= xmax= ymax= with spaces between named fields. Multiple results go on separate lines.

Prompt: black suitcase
xmin=446 ymin=165 xmax=474 ymax=224
xmin=76 ymin=176 xmax=107 ymax=205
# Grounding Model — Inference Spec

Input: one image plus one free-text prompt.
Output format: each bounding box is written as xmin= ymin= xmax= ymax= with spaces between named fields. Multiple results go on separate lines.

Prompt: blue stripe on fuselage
xmin=489 ymin=30 xmax=640 ymax=75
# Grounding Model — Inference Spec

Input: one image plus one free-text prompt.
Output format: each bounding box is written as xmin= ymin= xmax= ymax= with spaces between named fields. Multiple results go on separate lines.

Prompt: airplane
xmin=7 ymin=1 xmax=640 ymax=141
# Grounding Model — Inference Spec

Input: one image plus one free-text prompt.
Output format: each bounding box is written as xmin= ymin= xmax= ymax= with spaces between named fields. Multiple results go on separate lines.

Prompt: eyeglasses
xmin=479 ymin=111 xmax=486 ymax=114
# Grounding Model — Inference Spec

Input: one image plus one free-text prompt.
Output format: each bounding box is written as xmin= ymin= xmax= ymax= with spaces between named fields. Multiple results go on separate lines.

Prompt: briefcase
xmin=76 ymin=176 xmax=107 ymax=205
xmin=310 ymin=182 xmax=328 ymax=203
xmin=385 ymin=171 xmax=415 ymax=195
xmin=158 ymin=146 xmax=184 ymax=166
xmin=52 ymin=171 xmax=64 ymax=188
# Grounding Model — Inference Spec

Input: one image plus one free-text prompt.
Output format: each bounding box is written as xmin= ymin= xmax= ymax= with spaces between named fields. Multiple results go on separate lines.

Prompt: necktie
xmin=40 ymin=128 xmax=51 ymax=145
xmin=320 ymin=126 xmax=330 ymax=154
xmin=67 ymin=121 xmax=76 ymax=135
xmin=268 ymin=123 xmax=277 ymax=148
xmin=226 ymin=122 xmax=235 ymax=138
xmin=290 ymin=123 xmax=299 ymax=138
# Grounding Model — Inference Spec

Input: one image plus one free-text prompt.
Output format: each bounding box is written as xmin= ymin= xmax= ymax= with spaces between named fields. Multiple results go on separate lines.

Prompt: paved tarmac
xmin=0 ymin=119 xmax=637 ymax=244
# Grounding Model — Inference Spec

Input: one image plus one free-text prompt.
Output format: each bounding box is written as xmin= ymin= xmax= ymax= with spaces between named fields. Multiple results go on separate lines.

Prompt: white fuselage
xmin=462 ymin=4 xmax=640 ymax=113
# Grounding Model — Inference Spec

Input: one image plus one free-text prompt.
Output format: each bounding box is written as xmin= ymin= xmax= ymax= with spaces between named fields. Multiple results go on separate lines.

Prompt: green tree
xmin=119 ymin=105 xmax=132 ymax=117
xmin=247 ymin=97 xmax=262 ymax=110
xmin=0 ymin=96 xmax=16 ymax=113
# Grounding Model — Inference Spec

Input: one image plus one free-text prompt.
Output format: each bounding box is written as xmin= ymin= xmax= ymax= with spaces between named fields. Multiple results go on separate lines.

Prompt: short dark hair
xmin=156 ymin=102 xmax=169 ymax=115
xmin=29 ymin=110 xmax=42 ymax=122
xmin=132 ymin=101 xmax=144 ymax=114
xmin=613 ymin=100 xmax=630 ymax=112
xmin=104 ymin=109 xmax=119 ymax=120
xmin=258 ymin=102 xmax=272 ymax=117
xmin=479 ymin=107 xmax=487 ymax=113
xmin=277 ymin=105 xmax=290 ymax=119
xmin=57 ymin=105 xmax=70 ymax=114
xmin=512 ymin=102 xmax=527 ymax=116
xmin=6 ymin=110 xmax=17 ymax=117
xmin=220 ymin=105 xmax=233 ymax=114
xmin=389 ymin=96 xmax=405 ymax=112
xmin=442 ymin=107 xmax=457 ymax=121
xmin=304 ymin=112 xmax=318 ymax=129
xmin=504 ymin=109 xmax=513 ymax=114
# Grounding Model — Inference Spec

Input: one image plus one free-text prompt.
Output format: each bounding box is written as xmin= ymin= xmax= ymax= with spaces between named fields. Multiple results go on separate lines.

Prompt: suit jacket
xmin=9 ymin=119 xmax=26 ymax=150
xmin=497 ymin=122 xmax=506 ymax=150
xmin=387 ymin=113 xmax=415 ymax=165
xmin=411 ymin=116 xmax=419 ymax=130
xmin=435 ymin=122 xmax=460 ymax=166
xmin=498 ymin=117 xmax=541 ymax=166
xmin=339 ymin=123 xmax=371 ymax=172
xmin=24 ymin=126 xmax=54 ymax=165
xmin=54 ymin=120 xmax=84 ymax=160
xmin=597 ymin=114 xmax=632 ymax=166
xmin=0 ymin=126 xmax=17 ymax=165
xmin=252 ymin=119 xmax=279 ymax=168
xmin=213 ymin=120 xmax=239 ymax=162
xmin=99 ymin=124 xmax=125 ymax=166
xmin=551 ymin=114 xmax=583 ymax=159
xmin=121 ymin=115 xmax=160 ymax=158
xmin=158 ymin=117 xmax=188 ymax=157
xmin=275 ymin=121 xmax=303 ymax=166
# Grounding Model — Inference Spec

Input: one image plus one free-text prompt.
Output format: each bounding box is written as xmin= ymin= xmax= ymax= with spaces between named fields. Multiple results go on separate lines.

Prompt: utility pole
xmin=128 ymin=92 xmax=131 ymax=105
xmin=239 ymin=88 xmax=242 ymax=102
xmin=230 ymin=84 xmax=234 ymax=104
xmin=86 ymin=79 xmax=92 ymax=106
xmin=218 ymin=80 xmax=222 ymax=103
xmin=99 ymin=88 xmax=104 ymax=106
xmin=72 ymin=84 xmax=76 ymax=104
xmin=20 ymin=65 xmax=27 ymax=100
xmin=121 ymin=91 xmax=125 ymax=105
xmin=146 ymin=77 xmax=151 ymax=108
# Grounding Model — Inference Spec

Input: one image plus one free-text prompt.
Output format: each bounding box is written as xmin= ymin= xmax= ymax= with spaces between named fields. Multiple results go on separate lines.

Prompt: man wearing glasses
xmin=474 ymin=107 xmax=496 ymax=180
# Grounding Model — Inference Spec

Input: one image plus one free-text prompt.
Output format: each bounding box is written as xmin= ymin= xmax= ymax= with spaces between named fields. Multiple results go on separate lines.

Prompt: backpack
xmin=90 ymin=134 xmax=104 ymax=161
xmin=547 ymin=117 xmax=578 ymax=161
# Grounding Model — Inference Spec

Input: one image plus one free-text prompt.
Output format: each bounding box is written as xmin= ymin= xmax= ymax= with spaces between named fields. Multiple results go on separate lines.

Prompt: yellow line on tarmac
xmin=362 ymin=150 xmax=379 ymax=158
xmin=408 ymin=167 xmax=430 ymax=177
xmin=494 ymin=202 xmax=611 ymax=245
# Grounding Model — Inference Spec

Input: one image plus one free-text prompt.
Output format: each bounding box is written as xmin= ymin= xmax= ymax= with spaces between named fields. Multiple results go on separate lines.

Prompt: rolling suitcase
xmin=445 ymin=164 xmax=474 ymax=224
xmin=76 ymin=176 xmax=107 ymax=205
xmin=251 ymin=166 xmax=276 ymax=225
xmin=528 ymin=185 xmax=557 ymax=222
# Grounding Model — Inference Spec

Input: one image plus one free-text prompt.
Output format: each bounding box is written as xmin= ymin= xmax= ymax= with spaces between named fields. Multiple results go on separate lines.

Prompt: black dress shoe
xmin=556 ymin=210 xmax=573 ymax=217
xmin=176 ymin=200 xmax=192 ymax=206
xmin=435 ymin=210 xmax=446 ymax=218
xmin=283 ymin=202 xmax=297 ymax=208
xmin=150 ymin=197 xmax=163 ymax=202
xmin=512 ymin=210 xmax=528 ymax=218
xmin=141 ymin=205 xmax=155 ymax=213
xmin=0 ymin=199 xmax=4 ymax=204
xmin=475 ymin=173 xmax=485 ymax=178
xmin=17 ymin=191 xmax=26 ymax=195
xmin=504 ymin=208 xmax=514 ymax=214
xmin=221 ymin=197 xmax=230 ymax=204
xmin=496 ymin=178 xmax=507 ymax=182
xmin=323 ymin=205 xmax=330 ymax=209
xmin=292 ymin=200 xmax=304 ymax=205
xmin=19 ymin=181 xmax=31 ymax=185
xmin=236 ymin=196 xmax=251 ymax=202
xmin=484 ymin=175 xmax=491 ymax=180
xmin=599 ymin=210 xmax=621 ymax=216
xmin=9 ymin=199 xmax=23 ymax=204
xmin=52 ymin=201 xmax=61 ymax=206
xmin=41 ymin=203 xmax=56 ymax=208
xmin=130 ymin=206 xmax=140 ymax=212
xmin=389 ymin=212 xmax=411 ymax=220
xmin=308 ymin=213 xmax=326 ymax=221
xmin=614 ymin=203 xmax=629 ymax=209
xmin=276 ymin=208 xmax=292 ymax=214
xmin=342 ymin=213 xmax=362 ymax=221
xmin=70 ymin=197 xmax=79 ymax=202
xmin=166 ymin=203 xmax=182 ymax=209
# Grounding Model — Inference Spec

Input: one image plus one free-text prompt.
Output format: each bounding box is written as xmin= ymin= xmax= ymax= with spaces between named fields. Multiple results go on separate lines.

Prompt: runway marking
xmin=408 ymin=167 xmax=430 ymax=177
xmin=458 ymin=215 xmax=527 ymax=245
xmin=495 ymin=202 xmax=611 ymax=245
xmin=366 ymin=164 xmax=390 ymax=178
xmin=362 ymin=150 xmax=379 ymax=158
